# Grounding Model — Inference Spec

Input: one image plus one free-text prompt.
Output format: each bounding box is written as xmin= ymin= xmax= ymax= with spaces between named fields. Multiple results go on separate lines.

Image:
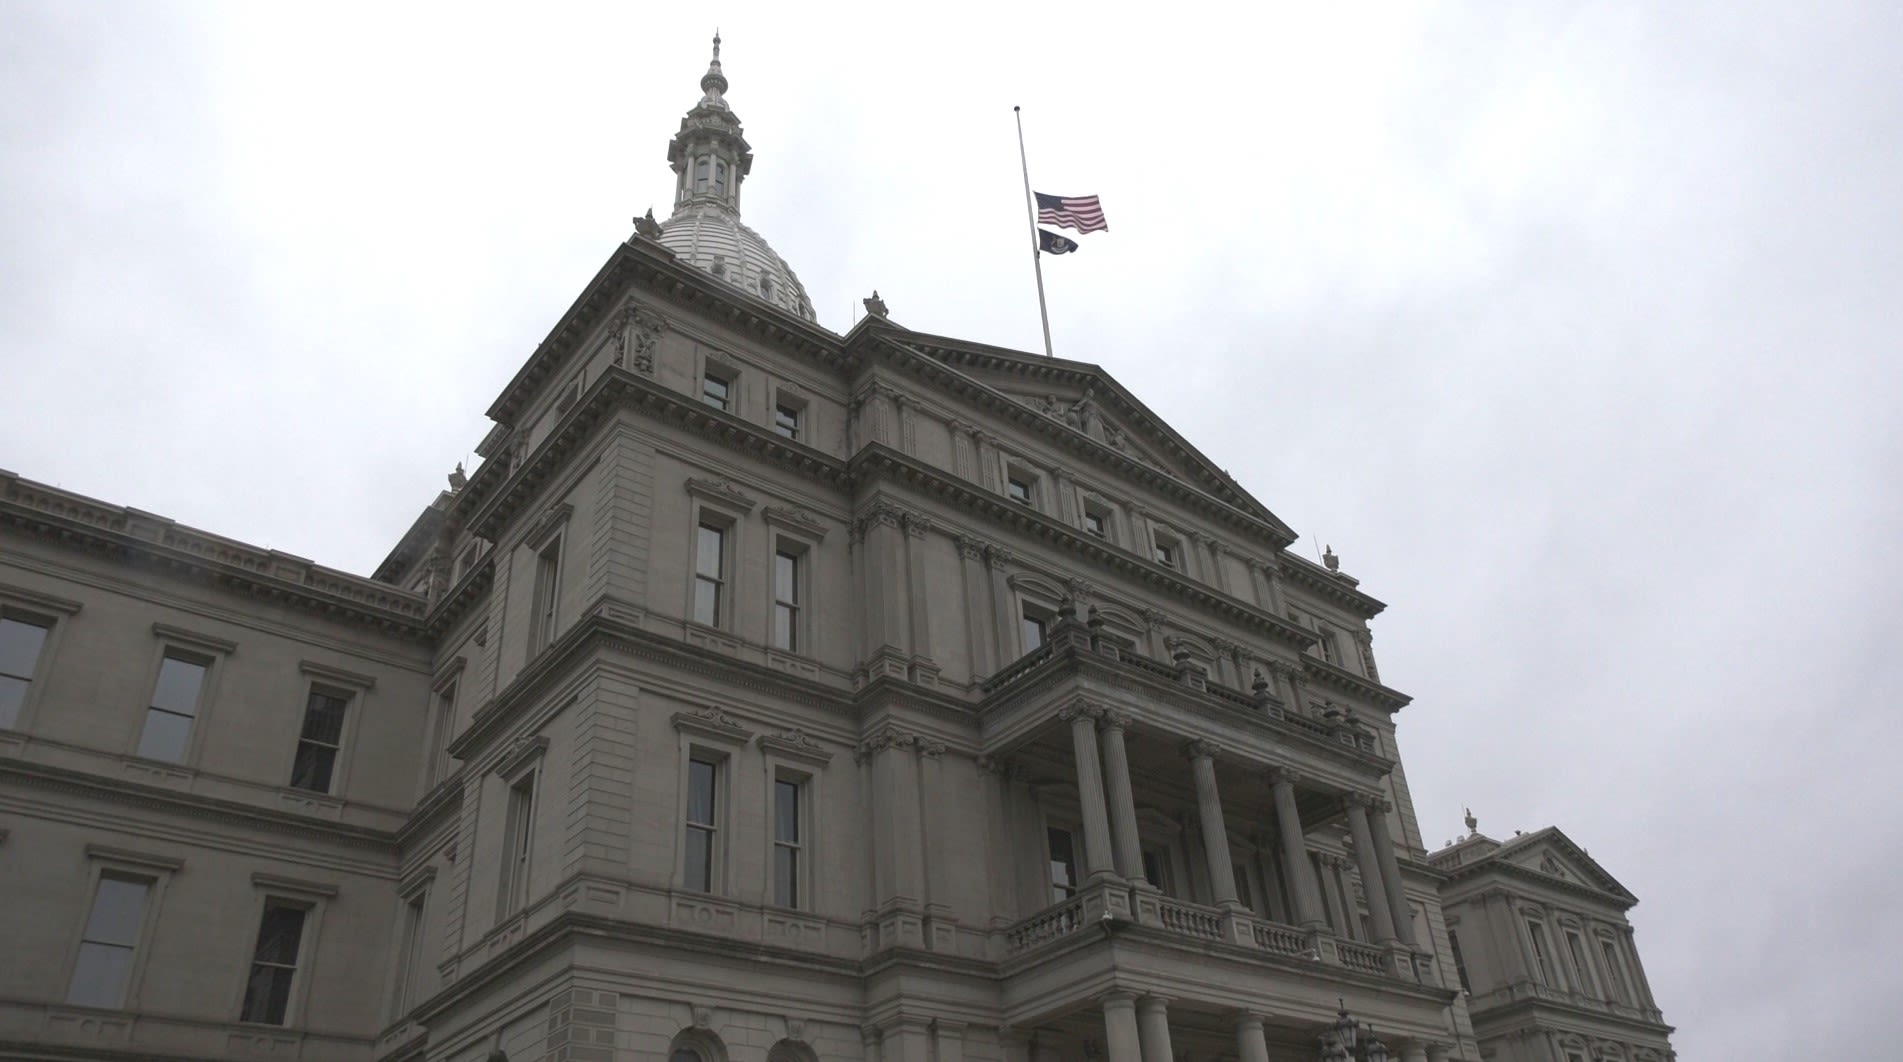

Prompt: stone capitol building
xmin=0 ymin=38 xmax=1674 ymax=1062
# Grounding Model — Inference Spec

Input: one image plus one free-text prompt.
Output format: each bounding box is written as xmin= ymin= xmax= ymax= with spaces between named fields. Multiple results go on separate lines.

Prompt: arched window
xmin=714 ymin=162 xmax=727 ymax=196
xmin=668 ymin=1029 xmax=728 ymax=1062
xmin=672 ymin=1050 xmax=704 ymax=1062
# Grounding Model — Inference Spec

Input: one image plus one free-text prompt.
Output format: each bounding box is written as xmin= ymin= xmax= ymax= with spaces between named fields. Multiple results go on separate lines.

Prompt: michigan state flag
xmin=1039 ymin=228 xmax=1079 ymax=255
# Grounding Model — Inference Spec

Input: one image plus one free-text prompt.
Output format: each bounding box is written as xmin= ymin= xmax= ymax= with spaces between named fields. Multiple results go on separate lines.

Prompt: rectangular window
xmin=1048 ymin=826 xmax=1079 ymax=902
xmin=1153 ymin=538 xmax=1178 ymax=568
xmin=684 ymin=756 xmax=719 ymax=892
xmin=1232 ymin=862 xmax=1256 ymax=910
xmin=1449 ymin=928 xmax=1473 ymax=991
xmin=1315 ymin=625 xmax=1339 ymax=664
xmin=138 ymin=653 xmax=207 ymax=763
xmin=1141 ymin=847 xmax=1174 ymax=896
xmin=239 ymin=900 xmax=308 ymax=1025
xmin=773 ymin=403 xmax=801 ymax=440
xmin=1600 ymin=938 xmax=1630 ymax=1001
xmin=288 ymin=688 xmax=349 ymax=793
xmin=427 ymin=682 xmax=456 ymax=787
xmin=773 ymin=549 xmax=801 ymax=652
xmin=391 ymin=892 xmax=425 ymax=1015
xmin=1526 ymin=919 xmax=1555 ymax=984
xmin=1020 ymin=607 xmax=1047 ymax=652
xmin=66 ymin=875 xmax=151 ymax=1008
xmin=773 ymin=777 xmax=802 ymax=908
xmin=455 ymin=543 xmax=479 ymax=582
xmin=498 ymin=773 xmax=535 ymax=914
xmin=1083 ymin=510 xmax=1107 ymax=538
xmin=0 ymin=614 xmax=51 ymax=729
xmin=693 ymin=523 xmax=726 ymax=626
xmin=1565 ymin=930 xmax=1596 ymax=995
xmin=701 ymin=372 xmax=731 ymax=412
xmin=530 ymin=537 xmax=562 ymax=652
xmin=1007 ymin=477 xmax=1034 ymax=505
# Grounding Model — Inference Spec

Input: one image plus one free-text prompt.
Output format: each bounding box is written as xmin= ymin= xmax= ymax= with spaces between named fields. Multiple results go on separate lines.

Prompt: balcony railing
xmin=1005 ymin=882 xmax=1422 ymax=987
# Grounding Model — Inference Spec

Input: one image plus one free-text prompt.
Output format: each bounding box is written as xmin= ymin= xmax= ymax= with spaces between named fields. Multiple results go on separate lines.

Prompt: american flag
xmin=1035 ymin=192 xmax=1108 ymax=234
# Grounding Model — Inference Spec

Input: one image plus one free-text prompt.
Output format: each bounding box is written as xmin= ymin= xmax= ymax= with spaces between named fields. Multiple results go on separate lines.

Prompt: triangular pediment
xmin=856 ymin=325 xmax=1297 ymax=544
xmin=1498 ymin=828 xmax=1638 ymax=905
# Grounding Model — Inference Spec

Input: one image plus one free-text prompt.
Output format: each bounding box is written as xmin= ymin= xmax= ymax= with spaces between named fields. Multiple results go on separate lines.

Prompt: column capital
xmin=1098 ymin=989 xmax=1140 ymax=1009
xmin=1135 ymin=994 xmax=1175 ymax=1011
xmin=1233 ymin=1012 xmax=1267 ymax=1032
xmin=1060 ymin=703 xmax=1106 ymax=724
xmin=1267 ymin=765 xmax=1304 ymax=787
xmin=955 ymin=534 xmax=989 ymax=559
xmin=1099 ymin=708 xmax=1134 ymax=731
xmin=1343 ymin=791 xmax=1382 ymax=813
xmin=1183 ymin=738 xmax=1222 ymax=761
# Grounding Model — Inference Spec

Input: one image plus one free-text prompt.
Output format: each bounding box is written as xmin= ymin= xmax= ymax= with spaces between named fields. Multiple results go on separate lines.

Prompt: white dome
xmin=658 ymin=203 xmax=816 ymax=322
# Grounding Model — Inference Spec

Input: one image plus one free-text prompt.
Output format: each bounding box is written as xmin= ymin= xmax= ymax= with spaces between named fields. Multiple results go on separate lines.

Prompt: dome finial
xmin=700 ymin=30 xmax=728 ymax=101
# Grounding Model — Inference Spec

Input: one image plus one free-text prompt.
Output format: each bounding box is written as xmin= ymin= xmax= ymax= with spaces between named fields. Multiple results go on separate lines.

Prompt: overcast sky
xmin=4 ymin=2 xmax=1899 ymax=1056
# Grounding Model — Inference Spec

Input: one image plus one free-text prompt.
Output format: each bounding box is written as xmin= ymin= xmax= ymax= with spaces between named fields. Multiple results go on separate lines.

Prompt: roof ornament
xmin=634 ymin=208 xmax=663 ymax=240
xmin=1464 ymin=807 xmax=1478 ymax=836
xmin=700 ymin=30 xmax=728 ymax=103
xmin=447 ymin=462 xmax=467 ymax=492
xmin=863 ymin=290 xmax=888 ymax=317
xmin=1323 ymin=544 xmax=1340 ymax=571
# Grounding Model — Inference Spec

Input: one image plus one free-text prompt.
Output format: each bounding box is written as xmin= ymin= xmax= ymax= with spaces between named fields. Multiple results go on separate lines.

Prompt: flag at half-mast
xmin=1039 ymin=229 xmax=1079 ymax=254
xmin=1035 ymin=192 xmax=1108 ymax=234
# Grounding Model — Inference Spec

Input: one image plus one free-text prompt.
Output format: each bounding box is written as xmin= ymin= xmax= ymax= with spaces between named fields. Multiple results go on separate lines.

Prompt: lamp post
xmin=1319 ymin=1002 xmax=1388 ymax=1062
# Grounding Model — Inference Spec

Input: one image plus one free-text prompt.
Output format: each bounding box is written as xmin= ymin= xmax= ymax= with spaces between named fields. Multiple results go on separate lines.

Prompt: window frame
xmin=1019 ymin=603 xmax=1051 ymax=655
xmin=770 ymin=543 xmax=805 ymax=653
xmin=233 ymin=873 xmax=333 ymax=1028
xmin=387 ymin=870 xmax=434 ymax=1020
xmin=1525 ymin=916 xmax=1558 ymax=985
xmin=1152 ymin=529 xmax=1183 ymax=569
xmin=1046 ymin=823 xmax=1081 ymax=903
xmin=772 ymin=394 xmax=805 ymax=441
xmin=62 ymin=848 xmax=175 ymax=1012
xmin=287 ymin=684 xmax=352 ymax=795
xmin=692 ymin=518 xmax=731 ymax=629
xmin=700 ymin=363 xmax=737 ymax=414
xmin=769 ymin=770 xmax=810 ymax=910
xmin=528 ymin=531 xmax=565 ymax=655
xmin=0 ymin=603 xmax=63 ymax=732
xmin=680 ymin=746 xmax=729 ymax=894
xmin=422 ymin=659 xmax=466 ymax=794
xmin=496 ymin=768 xmax=538 ymax=919
xmin=1447 ymin=925 xmax=1473 ymax=992
xmin=131 ymin=626 xmax=232 ymax=766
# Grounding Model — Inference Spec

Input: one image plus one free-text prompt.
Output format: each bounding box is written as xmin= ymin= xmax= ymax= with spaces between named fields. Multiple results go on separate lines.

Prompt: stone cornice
xmin=485 ymin=240 xmax=846 ymax=429
xmin=462 ymin=367 xmax=850 ymax=542
xmin=850 ymin=445 xmax=1318 ymax=652
xmin=855 ymin=329 xmax=1298 ymax=551
xmin=1300 ymin=657 xmax=1412 ymax=712
xmin=1438 ymin=856 xmax=1639 ymax=911
xmin=0 ymin=757 xmax=398 ymax=858
xmin=1280 ymin=553 xmax=1388 ymax=618
xmin=0 ymin=470 xmax=430 ymax=639
xmin=1466 ymin=991 xmax=1675 ymax=1040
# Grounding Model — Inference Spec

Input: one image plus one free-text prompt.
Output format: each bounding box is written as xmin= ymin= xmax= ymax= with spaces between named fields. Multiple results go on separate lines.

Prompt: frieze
xmin=760 ymin=727 xmax=832 ymax=766
xmin=763 ymin=504 xmax=828 ymax=540
xmin=671 ymin=705 xmax=754 ymax=742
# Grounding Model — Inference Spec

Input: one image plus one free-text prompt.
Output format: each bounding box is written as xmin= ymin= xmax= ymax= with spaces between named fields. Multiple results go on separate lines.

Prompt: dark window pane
xmin=774 ymin=845 xmax=798 ymax=907
xmin=0 ymin=616 xmax=49 ymax=677
xmin=240 ymin=964 xmax=296 ymax=1024
xmin=150 ymin=657 xmax=206 ymax=716
xmin=137 ymin=708 xmax=193 ymax=762
xmin=252 ymin=905 xmax=307 ymax=965
xmin=673 ymin=1048 xmax=705 ymax=1062
xmin=0 ymin=675 xmax=26 ymax=729
xmin=687 ymin=759 xmax=716 ymax=824
xmin=693 ymin=580 xmax=719 ymax=626
xmin=289 ymin=742 xmax=337 ymax=793
xmin=300 ymin=691 xmax=347 ymax=744
xmin=1084 ymin=512 xmax=1105 ymax=537
xmin=774 ymin=780 xmax=799 ymax=842
xmin=67 ymin=942 xmax=134 ymax=1008
xmin=1021 ymin=614 xmax=1045 ymax=650
xmin=85 ymin=878 xmax=149 ymax=946
xmin=685 ymin=825 xmax=712 ymax=891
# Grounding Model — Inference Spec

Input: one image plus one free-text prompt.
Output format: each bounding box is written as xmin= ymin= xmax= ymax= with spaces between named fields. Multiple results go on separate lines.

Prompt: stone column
xmin=902 ymin=513 xmax=935 ymax=681
xmin=1234 ymin=1014 xmax=1271 ymax=1062
xmin=1262 ymin=564 xmax=1289 ymax=614
xmin=1345 ymin=795 xmax=1400 ymax=944
xmin=1135 ymin=997 xmax=1175 ymax=1062
xmin=978 ymin=757 xmax=1019 ymax=927
xmin=985 ymin=546 xmax=1016 ymax=666
xmin=1099 ymin=712 xmax=1145 ymax=880
xmin=1366 ymin=797 xmax=1417 ymax=946
xmin=862 ymin=1025 xmax=883 ymax=1062
xmin=1188 ymin=742 xmax=1239 ymax=906
xmin=1270 ymin=768 xmax=1327 ymax=929
xmin=1399 ymin=1044 xmax=1430 ymax=1062
xmin=1101 ymin=993 xmax=1143 ymax=1062
xmin=1065 ymin=706 xmax=1116 ymax=879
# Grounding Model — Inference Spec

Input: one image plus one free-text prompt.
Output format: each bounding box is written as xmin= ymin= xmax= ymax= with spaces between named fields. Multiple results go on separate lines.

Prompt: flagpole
xmin=1014 ymin=106 xmax=1055 ymax=358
